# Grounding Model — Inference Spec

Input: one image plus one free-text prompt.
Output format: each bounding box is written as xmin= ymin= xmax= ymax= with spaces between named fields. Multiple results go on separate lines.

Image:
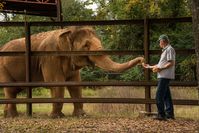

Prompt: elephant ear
xmin=58 ymin=29 xmax=74 ymax=51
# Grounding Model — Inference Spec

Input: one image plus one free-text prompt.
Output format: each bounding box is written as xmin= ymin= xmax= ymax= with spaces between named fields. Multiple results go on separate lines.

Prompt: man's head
xmin=158 ymin=34 xmax=169 ymax=48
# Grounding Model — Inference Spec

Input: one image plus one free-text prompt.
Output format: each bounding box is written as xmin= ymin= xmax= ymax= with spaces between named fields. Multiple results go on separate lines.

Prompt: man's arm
xmin=142 ymin=63 xmax=157 ymax=69
xmin=152 ymin=60 xmax=175 ymax=72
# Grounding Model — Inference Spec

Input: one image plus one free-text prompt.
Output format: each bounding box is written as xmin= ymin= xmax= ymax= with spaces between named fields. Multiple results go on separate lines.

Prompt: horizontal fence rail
xmin=0 ymin=17 xmax=192 ymax=27
xmin=0 ymin=49 xmax=195 ymax=56
xmin=0 ymin=81 xmax=197 ymax=87
xmin=0 ymin=98 xmax=197 ymax=105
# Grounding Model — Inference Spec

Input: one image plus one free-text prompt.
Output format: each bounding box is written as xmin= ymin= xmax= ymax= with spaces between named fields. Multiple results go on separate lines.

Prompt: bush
xmin=179 ymin=55 xmax=197 ymax=81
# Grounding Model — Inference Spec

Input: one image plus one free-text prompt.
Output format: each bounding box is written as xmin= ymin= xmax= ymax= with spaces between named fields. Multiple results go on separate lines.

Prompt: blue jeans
xmin=156 ymin=78 xmax=174 ymax=117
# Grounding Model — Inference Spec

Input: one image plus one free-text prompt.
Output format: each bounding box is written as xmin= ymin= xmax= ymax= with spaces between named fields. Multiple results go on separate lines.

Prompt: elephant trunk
xmin=89 ymin=55 xmax=144 ymax=72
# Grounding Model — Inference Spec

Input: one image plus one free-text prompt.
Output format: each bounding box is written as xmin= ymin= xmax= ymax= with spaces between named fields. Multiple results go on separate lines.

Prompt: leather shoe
xmin=153 ymin=115 xmax=166 ymax=121
xmin=166 ymin=115 xmax=175 ymax=119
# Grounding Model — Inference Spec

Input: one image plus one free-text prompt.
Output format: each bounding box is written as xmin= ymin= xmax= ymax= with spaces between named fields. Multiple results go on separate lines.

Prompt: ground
xmin=0 ymin=87 xmax=198 ymax=132
xmin=0 ymin=115 xmax=198 ymax=133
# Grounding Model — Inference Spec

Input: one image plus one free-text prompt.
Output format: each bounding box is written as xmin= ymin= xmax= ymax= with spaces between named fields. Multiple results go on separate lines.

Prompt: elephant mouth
xmin=72 ymin=56 xmax=95 ymax=70
xmin=86 ymin=56 xmax=95 ymax=68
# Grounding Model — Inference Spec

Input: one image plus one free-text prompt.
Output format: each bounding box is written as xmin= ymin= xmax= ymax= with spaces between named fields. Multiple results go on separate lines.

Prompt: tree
xmin=61 ymin=0 xmax=94 ymax=21
xmin=191 ymin=0 xmax=199 ymax=87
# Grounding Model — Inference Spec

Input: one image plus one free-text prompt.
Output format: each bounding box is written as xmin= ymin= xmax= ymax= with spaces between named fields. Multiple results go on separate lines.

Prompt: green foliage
xmin=61 ymin=0 xmax=94 ymax=21
xmin=81 ymin=67 xmax=107 ymax=81
xmin=32 ymin=88 xmax=50 ymax=97
xmin=117 ymin=25 xmax=144 ymax=50
xmin=120 ymin=66 xmax=144 ymax=81
xmin=0 ymin=27 xmax=23 ymax=46
xmin=0 ymin=14 xmax=55 ymax=46
xmin=158 ymin=0 xmax=191 ymax=17
xmin=95 ymin=25 xmax=117 ymax=49
xmin=179 ymin=55 xmax=197 ymax=81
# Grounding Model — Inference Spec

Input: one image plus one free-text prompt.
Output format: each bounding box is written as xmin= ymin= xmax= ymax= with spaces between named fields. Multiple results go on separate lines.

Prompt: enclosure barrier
xmin=0 ymin=17 xmax=198 ymax=117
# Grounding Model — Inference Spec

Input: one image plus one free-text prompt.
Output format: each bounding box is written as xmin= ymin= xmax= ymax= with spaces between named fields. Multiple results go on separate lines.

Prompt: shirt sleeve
xmin=167 ymin=48 xmax=175 ymax=61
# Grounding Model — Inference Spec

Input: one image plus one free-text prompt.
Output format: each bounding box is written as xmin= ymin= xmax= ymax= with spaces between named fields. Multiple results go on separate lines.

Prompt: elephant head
xmin=58 ymin=26 xmax=144 ymax=72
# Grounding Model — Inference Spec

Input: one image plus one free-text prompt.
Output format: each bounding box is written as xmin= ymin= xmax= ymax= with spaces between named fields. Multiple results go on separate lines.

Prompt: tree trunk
xmin=191 ymin=0 xmax=199 ymax=88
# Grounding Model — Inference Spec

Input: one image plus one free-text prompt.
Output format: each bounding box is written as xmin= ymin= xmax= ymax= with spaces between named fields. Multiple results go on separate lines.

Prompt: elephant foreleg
xmin=4 ymin=87 xmax=20 ymax=118
xmin=41 ymin=58 xmax=67 ymax=118
xmin=67 ymin=86 xmax=86 ymax=117
xmin=50 ymin=87 xmax=65 ymax=118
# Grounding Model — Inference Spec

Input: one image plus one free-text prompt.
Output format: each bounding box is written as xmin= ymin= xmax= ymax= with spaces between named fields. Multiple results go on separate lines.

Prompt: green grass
xmin=0 ymin=87 xmax=198 ymax=120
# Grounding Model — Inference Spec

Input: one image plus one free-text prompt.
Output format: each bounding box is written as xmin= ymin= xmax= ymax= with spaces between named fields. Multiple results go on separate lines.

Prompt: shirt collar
xmin=162 ymin=44 xmax=170 ymax=52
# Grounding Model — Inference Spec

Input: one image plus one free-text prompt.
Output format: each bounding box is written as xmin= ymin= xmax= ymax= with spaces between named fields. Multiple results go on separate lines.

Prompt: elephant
xmin=0 ymin=26 xmax=144 ymax=118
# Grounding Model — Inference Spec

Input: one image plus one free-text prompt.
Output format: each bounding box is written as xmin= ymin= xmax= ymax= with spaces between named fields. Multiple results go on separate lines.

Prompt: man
xmin=142 ymin=34 xmax=175 ymax=120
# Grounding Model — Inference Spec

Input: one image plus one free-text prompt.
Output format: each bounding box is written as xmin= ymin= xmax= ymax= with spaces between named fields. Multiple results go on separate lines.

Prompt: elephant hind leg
xmin=4 ymin=87 xmax=22 ymax=118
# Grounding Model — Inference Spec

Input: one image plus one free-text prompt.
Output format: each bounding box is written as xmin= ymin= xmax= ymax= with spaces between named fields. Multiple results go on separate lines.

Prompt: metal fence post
xmin=57 ymin=0 xmax=63 ymax=22
xmin=144 ymin=17 xmax=151 ymax=112
xmin=25 ymin=22 xmax=32 ymax=116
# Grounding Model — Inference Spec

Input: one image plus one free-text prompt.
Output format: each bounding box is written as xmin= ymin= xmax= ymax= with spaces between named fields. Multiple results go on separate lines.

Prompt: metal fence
xmin=0 ymin=17 xmax=198 ymax=116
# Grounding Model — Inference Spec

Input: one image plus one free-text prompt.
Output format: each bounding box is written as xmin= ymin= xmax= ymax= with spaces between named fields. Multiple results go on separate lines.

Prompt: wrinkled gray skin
xmin=0 ymin=26 xmax=144 ymax=118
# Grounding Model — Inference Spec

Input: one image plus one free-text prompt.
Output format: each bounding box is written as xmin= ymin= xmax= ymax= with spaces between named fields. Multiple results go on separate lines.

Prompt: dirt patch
xmin=0 ymin=116 xmax=198 ymax=133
